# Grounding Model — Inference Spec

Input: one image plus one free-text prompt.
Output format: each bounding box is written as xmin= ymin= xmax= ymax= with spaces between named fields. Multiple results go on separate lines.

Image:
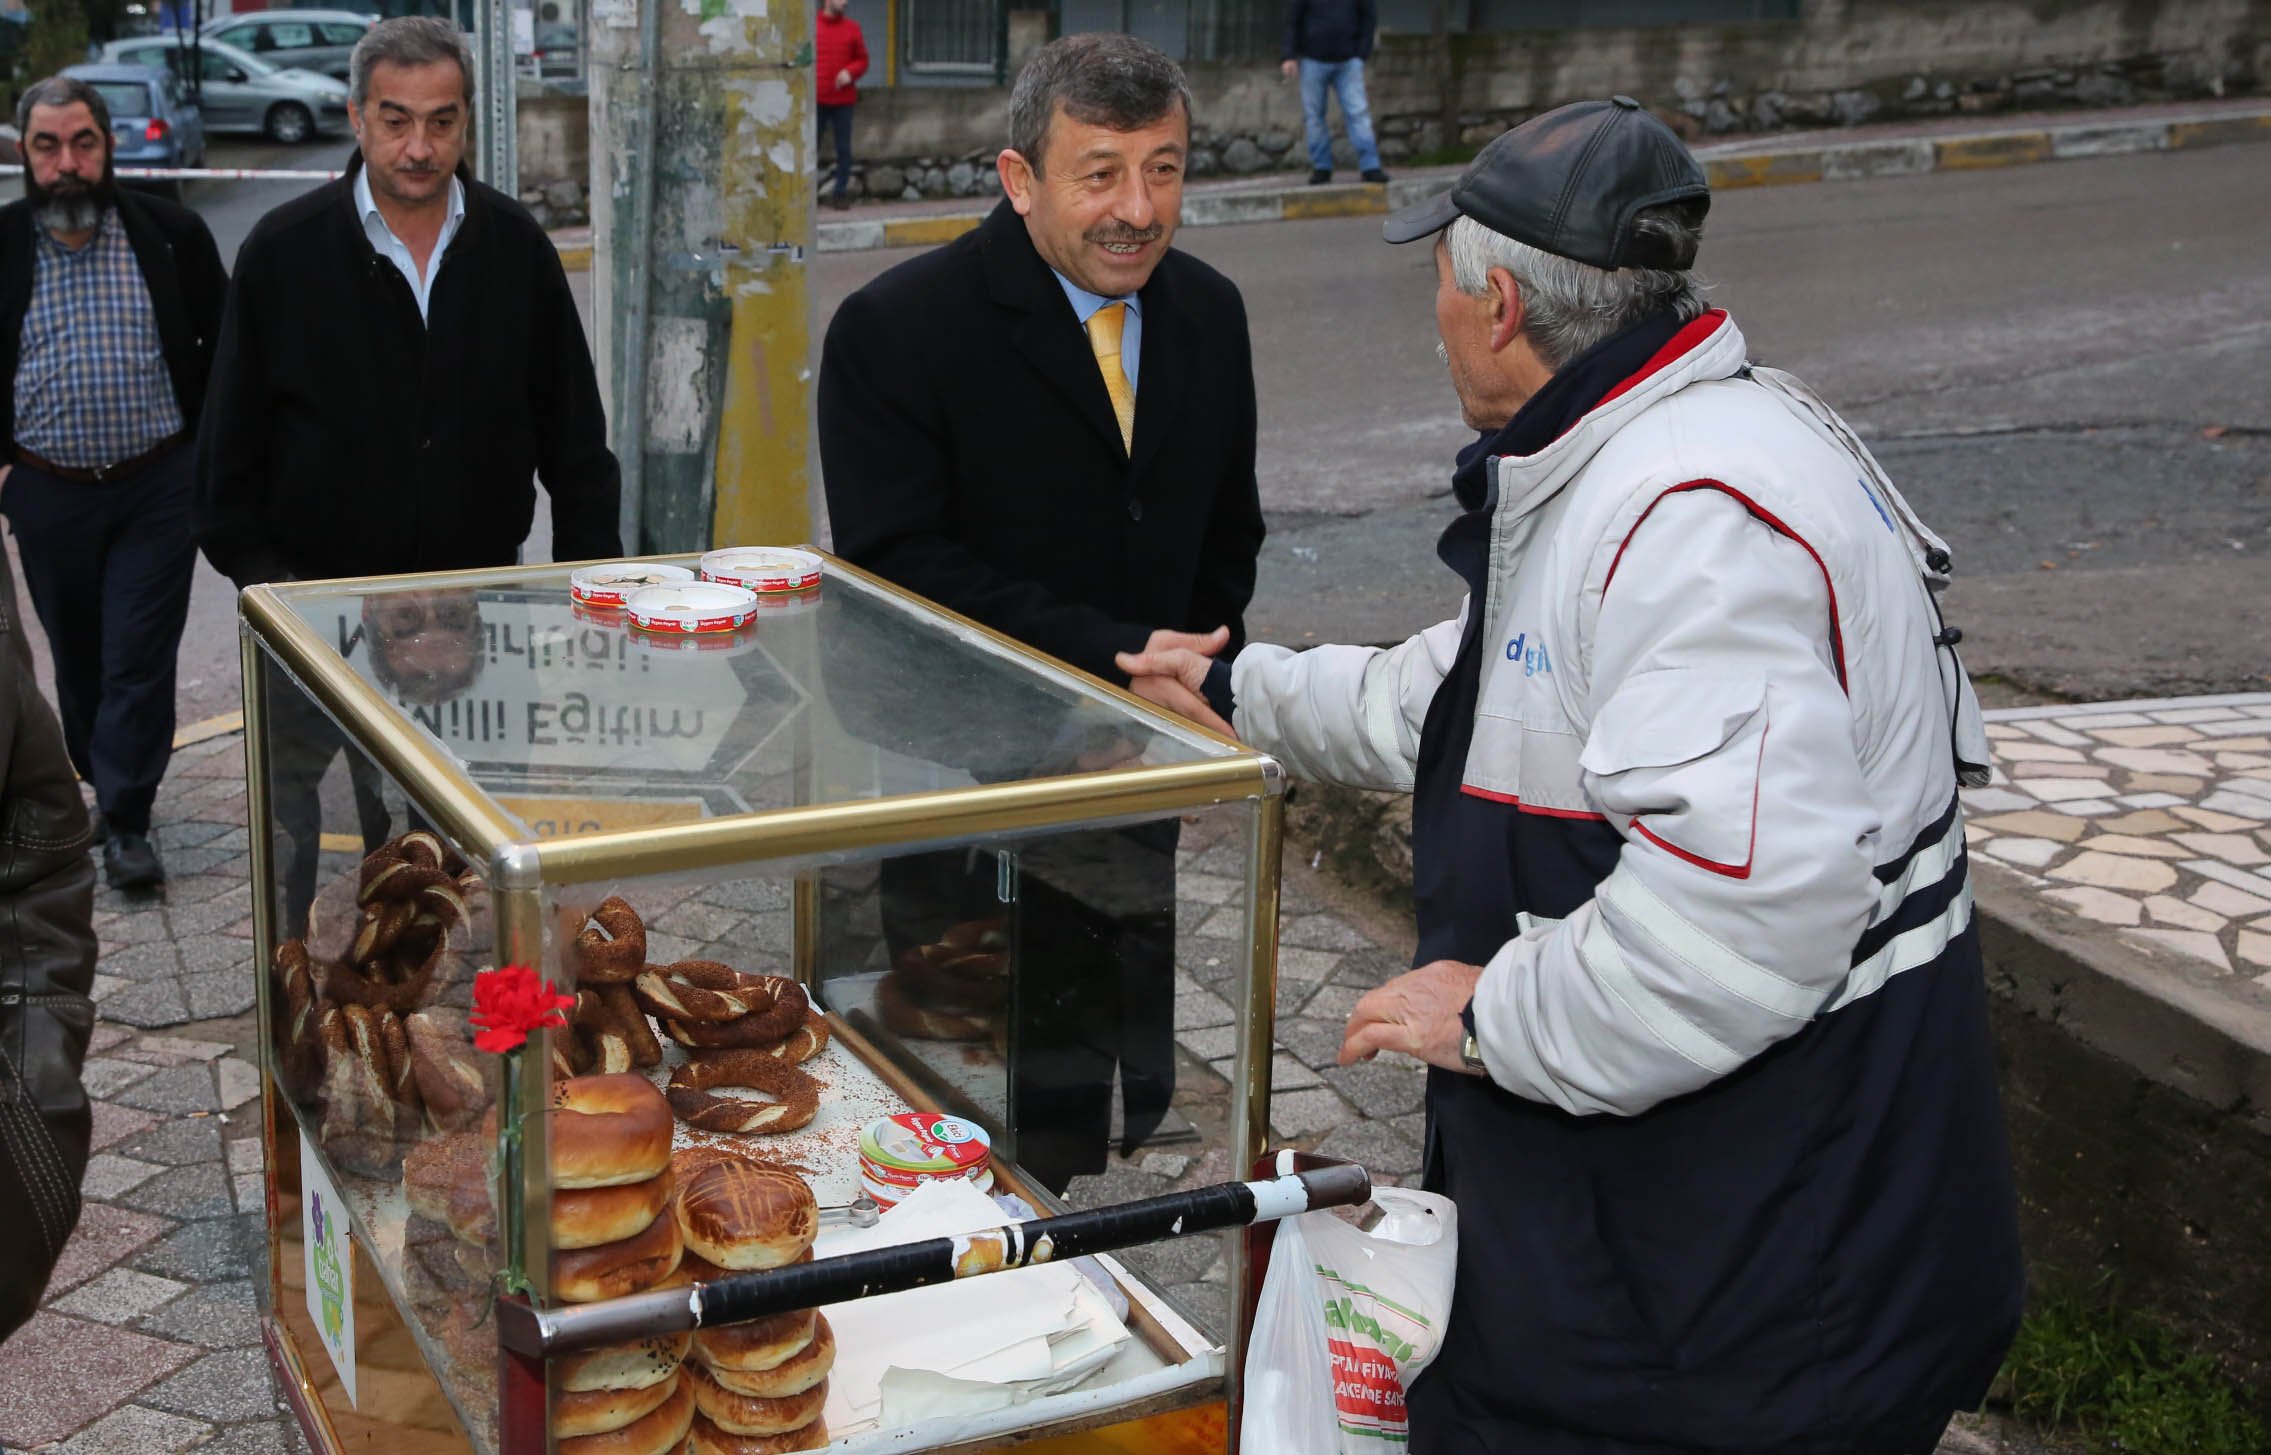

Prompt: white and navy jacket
xmin=1234 ymin=310 xmax=2023 ymax=1451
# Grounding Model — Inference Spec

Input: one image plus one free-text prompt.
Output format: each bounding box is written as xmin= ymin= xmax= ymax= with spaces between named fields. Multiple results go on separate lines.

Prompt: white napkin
xmin=816 ymin=1179 xmax=1131 ymax=1434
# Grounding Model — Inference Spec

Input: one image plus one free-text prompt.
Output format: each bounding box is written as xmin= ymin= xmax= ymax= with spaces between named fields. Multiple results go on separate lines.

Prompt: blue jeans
xmin=1299 ymin=57 xmax=1381 ymax=174
xmin=817 ymin=103 xmax=854 ymax=200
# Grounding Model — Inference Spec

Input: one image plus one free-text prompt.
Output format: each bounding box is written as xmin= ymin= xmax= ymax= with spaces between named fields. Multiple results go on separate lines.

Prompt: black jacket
xmin=0 ymin=547 xmax=98 ymax=1343
xmin=1284 ymin=0 xmax=1376 ymax=63
xmin=0 ymin=189 xmax=226 ymax=457
xmin=195 ymin=158 xmax=621 ymax=588
xmin=818 ymin=201 xmax=1264 ymax=686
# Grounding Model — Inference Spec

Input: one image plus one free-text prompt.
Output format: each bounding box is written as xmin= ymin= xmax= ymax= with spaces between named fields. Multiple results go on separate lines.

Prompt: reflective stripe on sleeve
xmin=1598 ymin=872 xmax=1825 ymax=1023
xmin=1577 ymin=912 xmax=1745 ymax=1078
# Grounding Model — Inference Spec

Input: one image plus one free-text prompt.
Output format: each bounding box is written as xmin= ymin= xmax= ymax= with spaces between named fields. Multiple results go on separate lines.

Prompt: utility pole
xmin=588 ymin=0 xmax=815 ymax=557
xmin=474 ymin=0 xmax=519 ymax=192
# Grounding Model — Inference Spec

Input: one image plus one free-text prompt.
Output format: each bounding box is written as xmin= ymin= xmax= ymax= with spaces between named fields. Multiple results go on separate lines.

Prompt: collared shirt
xmin=356 ymin=165 xmax=466 ymax=324
xmin=13 ymin=209 xmax=184 ymax=469
xmin=1052 ymin=270 xmax=1141 ymax=394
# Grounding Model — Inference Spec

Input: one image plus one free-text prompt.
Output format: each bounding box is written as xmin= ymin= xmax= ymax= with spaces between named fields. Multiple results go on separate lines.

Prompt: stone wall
xmin=514 ymin=0 xmax=2268 ymax=206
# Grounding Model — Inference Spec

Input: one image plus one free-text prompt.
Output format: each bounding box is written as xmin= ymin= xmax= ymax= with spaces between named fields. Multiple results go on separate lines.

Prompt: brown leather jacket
xmin=0 ymin=540 xmax=98 ymax=1342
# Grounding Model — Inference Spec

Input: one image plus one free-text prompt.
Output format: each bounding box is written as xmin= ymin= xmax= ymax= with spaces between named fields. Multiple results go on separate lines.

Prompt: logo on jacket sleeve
xmin=1506 ymin=632 xmax=1552 ymax=677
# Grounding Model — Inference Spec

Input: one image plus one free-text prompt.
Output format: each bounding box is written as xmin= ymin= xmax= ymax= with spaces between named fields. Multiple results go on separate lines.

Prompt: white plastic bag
xmin=1240 ymin=1188 xmax=1459 ymax=1454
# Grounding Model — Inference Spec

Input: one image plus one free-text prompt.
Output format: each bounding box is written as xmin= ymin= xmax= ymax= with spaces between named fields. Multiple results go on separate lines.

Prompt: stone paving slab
xmin=1965 ymin=696 xmax=2271 ymax=986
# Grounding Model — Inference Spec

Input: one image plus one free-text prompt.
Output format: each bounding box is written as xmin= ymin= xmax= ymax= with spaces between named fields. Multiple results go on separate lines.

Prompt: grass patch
xmin=1998 ymin=1285 xmax=2264 ymax=1454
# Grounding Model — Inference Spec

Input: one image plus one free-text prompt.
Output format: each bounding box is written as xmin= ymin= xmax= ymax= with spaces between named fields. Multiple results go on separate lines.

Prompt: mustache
xmin=1086 ymin=223 xmax=1162 ymax=247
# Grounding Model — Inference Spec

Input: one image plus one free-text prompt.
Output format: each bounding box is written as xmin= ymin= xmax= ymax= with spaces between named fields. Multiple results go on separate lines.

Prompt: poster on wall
xmin=301 ymin=1129 xmax=359 ymax=1407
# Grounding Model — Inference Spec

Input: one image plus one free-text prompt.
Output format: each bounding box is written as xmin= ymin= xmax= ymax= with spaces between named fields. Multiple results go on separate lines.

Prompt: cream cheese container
xmin=700 ymin=546 xmax=825 ymax=594
xmin=569 ymin=561 xmax=697 ymax=609
xmin=623 ymin=581 xmax=761 ymax=635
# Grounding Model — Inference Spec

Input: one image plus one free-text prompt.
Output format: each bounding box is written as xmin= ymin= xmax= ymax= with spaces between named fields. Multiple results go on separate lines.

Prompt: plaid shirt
xmin=13 ymin=209 xmax=184 ymax=470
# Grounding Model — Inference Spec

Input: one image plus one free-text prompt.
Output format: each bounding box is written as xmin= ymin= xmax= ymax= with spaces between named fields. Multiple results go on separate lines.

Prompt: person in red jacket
xmin=814 ymin=0 xmax=869 ymax=210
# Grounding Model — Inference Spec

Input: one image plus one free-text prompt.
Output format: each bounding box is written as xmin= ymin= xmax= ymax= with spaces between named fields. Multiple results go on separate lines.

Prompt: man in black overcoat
xmin=819 ymin=32 xmax=1265 ymax=1193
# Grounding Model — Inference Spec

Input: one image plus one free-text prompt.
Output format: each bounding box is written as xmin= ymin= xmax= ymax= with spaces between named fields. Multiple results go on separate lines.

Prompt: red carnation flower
xmin=469 ymin=964 xmax=575 ymax=1054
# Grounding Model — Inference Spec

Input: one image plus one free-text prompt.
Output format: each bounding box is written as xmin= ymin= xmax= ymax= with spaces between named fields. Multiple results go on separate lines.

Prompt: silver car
xmin=200 ymin=9 xmax=374 ymax=83
xmin=101 ymin=34 xmax=351 ymax=145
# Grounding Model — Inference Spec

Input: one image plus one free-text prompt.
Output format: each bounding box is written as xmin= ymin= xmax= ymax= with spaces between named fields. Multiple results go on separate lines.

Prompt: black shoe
xmin=92 ymin=812 xmax=108 ymax=846
xmin=104 ymin=832 xmax=165 ymax=890
xmin=1361 ymin=168 xmax=1389 ymax=183
xmin=1308 ymin=169 xmax=1332 ymax=185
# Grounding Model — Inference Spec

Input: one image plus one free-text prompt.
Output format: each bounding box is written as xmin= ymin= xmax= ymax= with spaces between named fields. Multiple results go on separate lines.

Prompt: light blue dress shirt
xmin=356 ymin=166 xmax=466 ymax=325
xmin=1051 ymin=270 xmax=1141 ymax=394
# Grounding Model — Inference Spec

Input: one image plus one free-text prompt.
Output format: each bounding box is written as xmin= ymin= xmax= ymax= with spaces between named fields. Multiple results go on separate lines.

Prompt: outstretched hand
xmin=1116 ymin=626 xmax=1235 ymax=739
xmin=1339 ymin=959 xmax=1486 ymax=1074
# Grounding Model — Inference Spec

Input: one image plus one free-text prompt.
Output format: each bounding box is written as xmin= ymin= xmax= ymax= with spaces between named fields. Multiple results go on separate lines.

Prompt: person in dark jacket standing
xmin=814 ymin=0 xmax=869 ymax=211
xmin=197 ymin=16 xmax=620 ymax=932
xmin=0 ymin=542 xmax=100 ymax=1343
xmin=820 ymin=34 xmax=1264 ymax=1191
xmin=195 ymin=15 xmax=621 ymax=591
xmin=0 ymin=75 xmax=226 ymax=890
xmin=1281 ymin=0 xmax=1386 ymax=184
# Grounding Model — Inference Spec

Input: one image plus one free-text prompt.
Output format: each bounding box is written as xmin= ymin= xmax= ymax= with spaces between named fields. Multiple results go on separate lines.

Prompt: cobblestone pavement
xmin=1964 ymin=694 xmax=2271 ymax=982
xmin=9 ymin=698 xmax=2238 ymax=1451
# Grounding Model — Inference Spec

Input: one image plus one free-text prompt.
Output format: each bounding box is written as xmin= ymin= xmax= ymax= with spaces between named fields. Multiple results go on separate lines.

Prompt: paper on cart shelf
xmin=817 ymin=1179 xmax=1133 ymax=1435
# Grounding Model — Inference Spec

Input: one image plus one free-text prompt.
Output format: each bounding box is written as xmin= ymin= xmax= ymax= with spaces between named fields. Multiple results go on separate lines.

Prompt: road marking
xmin=173 ymin=711 xmax=244 ymax=748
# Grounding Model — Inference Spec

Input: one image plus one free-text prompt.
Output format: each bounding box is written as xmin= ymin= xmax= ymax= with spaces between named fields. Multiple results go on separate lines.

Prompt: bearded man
xmin=0 ymin=75 xmax=226 ymax=890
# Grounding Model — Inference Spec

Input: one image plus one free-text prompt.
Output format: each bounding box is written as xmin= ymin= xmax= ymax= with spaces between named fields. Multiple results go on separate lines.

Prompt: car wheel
xmin=266 ymin=102 xmax=313 ymax=145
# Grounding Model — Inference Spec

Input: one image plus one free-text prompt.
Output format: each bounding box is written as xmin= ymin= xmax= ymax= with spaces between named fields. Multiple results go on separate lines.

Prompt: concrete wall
xmin=1979 ymin=897 xmax=2271 ymax=1390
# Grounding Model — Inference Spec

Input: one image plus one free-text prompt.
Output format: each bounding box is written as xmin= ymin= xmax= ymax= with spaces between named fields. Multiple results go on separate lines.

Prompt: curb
xmin=554 ymin=106 xmax=2271 ymax=269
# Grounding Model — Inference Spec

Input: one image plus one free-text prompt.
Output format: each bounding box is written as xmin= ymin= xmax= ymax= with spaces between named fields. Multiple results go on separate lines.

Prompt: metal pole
xmin=590 ymin=0 xmax=816 ymax=559
xmin=476 ymin=0 xmax=519 ymax=192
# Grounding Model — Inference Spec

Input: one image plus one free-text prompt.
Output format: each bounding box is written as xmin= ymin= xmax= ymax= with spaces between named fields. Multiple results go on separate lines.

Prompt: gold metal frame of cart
xmin=241 ymin=551 xmax=1286 ymax=1454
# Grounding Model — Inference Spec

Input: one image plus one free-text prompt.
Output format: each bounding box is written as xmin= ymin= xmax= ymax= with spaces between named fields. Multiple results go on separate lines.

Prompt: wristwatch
xmin=1458 ymin=1002 xmax=1486 ymax=1074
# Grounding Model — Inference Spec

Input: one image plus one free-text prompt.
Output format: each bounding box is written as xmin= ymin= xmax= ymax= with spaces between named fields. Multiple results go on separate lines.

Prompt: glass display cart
xmin=238 ymin=552 xmax=1332 ymax=1455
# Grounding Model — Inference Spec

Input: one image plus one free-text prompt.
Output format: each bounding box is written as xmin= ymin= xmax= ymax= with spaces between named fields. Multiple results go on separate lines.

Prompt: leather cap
xmin=1383 ymin=96 xmax=1709 ymax=269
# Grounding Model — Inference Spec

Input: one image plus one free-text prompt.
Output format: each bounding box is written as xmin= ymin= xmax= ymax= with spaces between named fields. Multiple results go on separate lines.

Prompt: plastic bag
xmin=1240 ymin=1188 xmax=1459 ymax=1453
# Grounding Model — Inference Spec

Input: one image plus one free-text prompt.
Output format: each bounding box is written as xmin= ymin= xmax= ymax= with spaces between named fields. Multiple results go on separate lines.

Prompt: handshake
xmin=1117 ymin=626 xmax=1239 ymax=741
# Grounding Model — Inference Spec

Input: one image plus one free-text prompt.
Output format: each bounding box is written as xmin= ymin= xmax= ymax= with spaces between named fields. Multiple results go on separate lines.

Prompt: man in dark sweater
xmin=197 ymin=16 xmax=619 ymax=926
xmin=2 ymin=76 xmax=227 ymax=890
xmin=195 ymin=15 xmax=621 ymax=589
xmin=1281 ymin=0 xmax=1386 ymax=184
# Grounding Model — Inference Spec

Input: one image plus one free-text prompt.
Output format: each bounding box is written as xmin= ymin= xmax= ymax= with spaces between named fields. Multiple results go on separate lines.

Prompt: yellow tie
xmin=1085 ymin=302 xmax=1136 ymax=454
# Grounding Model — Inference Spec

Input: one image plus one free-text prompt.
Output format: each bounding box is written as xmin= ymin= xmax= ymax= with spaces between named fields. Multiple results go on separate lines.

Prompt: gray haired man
xmin=196 ymin=16 xmax=619 ymax=933
xmin=1122 ymin=98 xmax=2022 ymax=1452
xmin=0 ymin=75 xmax=227 ymax=889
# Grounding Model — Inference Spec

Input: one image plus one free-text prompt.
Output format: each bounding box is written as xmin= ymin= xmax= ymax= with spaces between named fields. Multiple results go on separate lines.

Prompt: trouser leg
xmin=86 ymin=447 xmax=196 ymax=834
xmin=1299 ymin=59 xmax=1334 ymax=171
xmin=830 ymin=106 xmax=855 ymax=200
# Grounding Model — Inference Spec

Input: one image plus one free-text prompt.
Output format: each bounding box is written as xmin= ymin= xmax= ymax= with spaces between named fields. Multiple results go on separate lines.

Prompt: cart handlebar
xmin=497 ymin=1160 xmax=1371 ymax=1356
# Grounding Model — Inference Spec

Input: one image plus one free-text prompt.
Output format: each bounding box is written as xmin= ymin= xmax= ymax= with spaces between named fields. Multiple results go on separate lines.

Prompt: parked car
xmin=59 ymin=61 xmax=209 ymax=195
xmin=101 ymin=34 xmax=350 ymax=144
xmin=200 ymin=9 xmax=374 ymax=82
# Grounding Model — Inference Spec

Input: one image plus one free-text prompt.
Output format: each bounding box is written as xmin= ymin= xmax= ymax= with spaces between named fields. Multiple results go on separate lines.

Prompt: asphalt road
xmin=10 ymin=138 xmax=2266 ymax=735
xmin=818 ymin=142 xmax=2271 ymax=702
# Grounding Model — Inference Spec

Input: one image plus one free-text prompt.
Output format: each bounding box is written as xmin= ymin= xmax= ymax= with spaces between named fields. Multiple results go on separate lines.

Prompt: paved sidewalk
xmin=10 ymin=694 xmax=2269 ymax=1450
xmin=549 ymin=94 xmax=2271 ymax=267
